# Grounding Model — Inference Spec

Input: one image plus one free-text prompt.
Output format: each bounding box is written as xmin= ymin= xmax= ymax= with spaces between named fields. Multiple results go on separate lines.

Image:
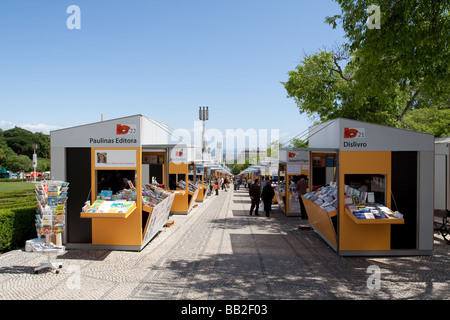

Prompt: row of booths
xmin=50 ymin=114 xmax=231 ymax=251
xmin=242 ymin=118 xmax=435 ymax=257
xmin=50 ymin=115 xmax=437 ymax=256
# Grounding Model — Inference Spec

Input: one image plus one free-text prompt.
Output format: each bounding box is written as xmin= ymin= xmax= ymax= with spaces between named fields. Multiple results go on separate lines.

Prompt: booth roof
xmin=50 ymin=114 xmax=164 ymax=133
xmin=308 ymin=117 xmax=435 ymax=136
xmin=436 ymin=136 xmax=450 ymax=144
xmin=307 ymin=117 xmax=434 ymax=151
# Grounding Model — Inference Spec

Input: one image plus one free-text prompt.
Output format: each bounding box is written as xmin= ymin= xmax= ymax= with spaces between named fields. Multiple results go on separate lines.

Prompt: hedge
xmin=0 ymin=190 xmax=35 ymax=209
xmin=0 ymin=206 xmax=37 ymax=252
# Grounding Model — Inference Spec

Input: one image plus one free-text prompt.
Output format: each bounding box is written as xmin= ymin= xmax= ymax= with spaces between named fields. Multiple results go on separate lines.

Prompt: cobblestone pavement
xmin=0 ymin=187 xmax=449 ymax=300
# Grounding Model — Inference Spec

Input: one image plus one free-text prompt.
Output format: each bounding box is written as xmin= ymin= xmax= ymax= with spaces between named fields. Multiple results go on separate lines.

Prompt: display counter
xmin=81 ymin=200 xmax=137 ymax=219
xmin=344 ymin=205 xmax=404 ymax=225
xmin=301 ymin=196 xmax=337 ymax=249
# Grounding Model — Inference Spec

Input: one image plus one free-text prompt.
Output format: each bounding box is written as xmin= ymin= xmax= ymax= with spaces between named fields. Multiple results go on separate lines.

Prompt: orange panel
xmin=92 ymin=209 xmax=142 ymax=246
xmin=169 ymin=163 xmax=189 ymax=212
xmin=90 ymin=147 xmax=143 ymax=246
xmin=169 ymin=162 xmax=188 ymax=174
xmin=171 ymin=191 xmax=189 ymax=212
xmin=302 ymin=196 xmax=337 ymax=248
xmin=338 ymin=151 xmax=392 ymax=251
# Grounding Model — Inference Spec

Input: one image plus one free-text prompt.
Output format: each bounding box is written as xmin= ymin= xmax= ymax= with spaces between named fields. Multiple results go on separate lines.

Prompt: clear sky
xmin=0 ymin=0 xmax=346 ymax=150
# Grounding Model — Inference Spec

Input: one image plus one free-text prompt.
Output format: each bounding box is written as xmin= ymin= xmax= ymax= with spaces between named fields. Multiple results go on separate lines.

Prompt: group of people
xmin=249 ymin=178 xmax=275 ymax=217
xmin=213 ymin=176 xmax=252 ymax=195
xmin=249 ymin=174 xmax=308 ymax=219
xmin=212 ymin=174 xmax=308 ymax=219
xmin=213 ymin=176 xmax=230 ymax=195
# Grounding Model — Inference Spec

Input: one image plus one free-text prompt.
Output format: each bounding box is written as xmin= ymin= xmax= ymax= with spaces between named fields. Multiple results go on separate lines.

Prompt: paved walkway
xmin=0 ymin=187 xmax=449 ymax=301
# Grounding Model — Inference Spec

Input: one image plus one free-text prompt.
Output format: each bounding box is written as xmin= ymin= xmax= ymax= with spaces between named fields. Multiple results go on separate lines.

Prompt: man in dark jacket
xmin=296 ymin=174 xmax=308 ymax=219
xmin=261 ymin=178 xmax=275 ymax=217
xmin=249 ymin=179 xmax=261 ymax=216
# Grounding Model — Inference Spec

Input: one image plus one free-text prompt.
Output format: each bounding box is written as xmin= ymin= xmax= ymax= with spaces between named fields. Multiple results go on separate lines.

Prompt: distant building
xmin=236 ymin=148 xmax=266 ymax=164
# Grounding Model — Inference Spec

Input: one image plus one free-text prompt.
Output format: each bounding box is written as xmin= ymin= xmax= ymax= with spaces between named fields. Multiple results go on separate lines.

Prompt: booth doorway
xmin=391 ymin=151 xmax=418 ymax=249
xmin=66 ymin=148 xmax=92 ymax=243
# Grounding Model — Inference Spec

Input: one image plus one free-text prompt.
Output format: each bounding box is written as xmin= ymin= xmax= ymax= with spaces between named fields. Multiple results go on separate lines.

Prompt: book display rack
xmin=33 ymin=180 xmax=69 ymax=273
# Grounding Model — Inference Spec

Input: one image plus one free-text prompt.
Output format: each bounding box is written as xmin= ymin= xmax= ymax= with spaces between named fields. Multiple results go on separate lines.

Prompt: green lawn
xmin=0 ymin=181 xmax=37 ymax=193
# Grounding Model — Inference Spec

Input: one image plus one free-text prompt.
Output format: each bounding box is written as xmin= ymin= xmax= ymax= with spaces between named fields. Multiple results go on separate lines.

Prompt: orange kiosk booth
xmin=168 ymin=146 xmax=200 ymax=214
xmin=289 ymin=118 xmax=435 ymax=256
xmin=50 ymin=115 xmax=178 ymax=251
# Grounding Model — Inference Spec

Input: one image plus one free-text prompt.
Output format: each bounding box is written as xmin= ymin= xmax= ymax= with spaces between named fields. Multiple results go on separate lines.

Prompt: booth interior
xmin=194 ymin=163 xmax=212 ymax=201
xmin=168 ymin=159 xmax=201 ymax=214
xmin=280 ymin=118 xmax=435 ymax=256
xmin=50 ymin=115 xmax=200 ymax=251
xmin=274 ymin=149 xmax=337 ymax=217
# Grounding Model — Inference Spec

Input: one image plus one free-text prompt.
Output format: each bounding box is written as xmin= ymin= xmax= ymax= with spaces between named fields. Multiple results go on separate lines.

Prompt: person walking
xmin=214 ymin=180 xmax=219 ymax=195
xmin=261 ymin=178 xmax=275 ymax=217
xmin=296 ymin=174 xmax=308 ymax=219
xmin=249 ymin=179 xmax=261 ymax=216
xmin=223 ymin=177 xmax=228 ymax=192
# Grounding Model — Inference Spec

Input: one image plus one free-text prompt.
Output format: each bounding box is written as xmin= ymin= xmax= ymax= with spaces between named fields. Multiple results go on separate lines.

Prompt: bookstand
xmin=32 ymin=242 xmax=65 ymax=274
xmin=35 ymin=180 xmax=69 ymax=241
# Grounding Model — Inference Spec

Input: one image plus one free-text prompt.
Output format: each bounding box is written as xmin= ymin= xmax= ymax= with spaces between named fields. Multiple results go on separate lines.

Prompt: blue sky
xmin=0 ymin=0 xmax=346 ymax=149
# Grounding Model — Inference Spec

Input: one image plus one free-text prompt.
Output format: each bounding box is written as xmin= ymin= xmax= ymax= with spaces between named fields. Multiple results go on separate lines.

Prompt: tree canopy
xmin=0 ymin=127 xmax=50 ymax=172
xmin=283 ymin=0 xmax=449 ymax=137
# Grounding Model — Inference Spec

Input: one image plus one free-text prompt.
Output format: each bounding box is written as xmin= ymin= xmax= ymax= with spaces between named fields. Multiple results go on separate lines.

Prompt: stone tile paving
xmin=0 ymin=187 xmax=449 ymax=300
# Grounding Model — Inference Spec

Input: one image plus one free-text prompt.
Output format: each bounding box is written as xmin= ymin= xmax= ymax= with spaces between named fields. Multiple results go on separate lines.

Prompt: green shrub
xmin=0 ymin=206 xmax=37 ymax=252
xmin=0 ymin=210 xmax=14 ymax=252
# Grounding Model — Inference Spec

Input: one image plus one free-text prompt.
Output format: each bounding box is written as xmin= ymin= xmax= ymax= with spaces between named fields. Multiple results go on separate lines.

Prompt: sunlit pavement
xmin=0 ymin=187 xmax=449 ymax=300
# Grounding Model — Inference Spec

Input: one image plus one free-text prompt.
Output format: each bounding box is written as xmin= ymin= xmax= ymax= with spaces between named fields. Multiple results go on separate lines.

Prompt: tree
xmin=0 ymin=127 xmax=51 ymax=172
xmin=230 ymin=160 xmax=251 ymax=175
xmin=290 ymin=139 xmax=309 ymax=148
xmin=2 ymin=127 xmax=50 ymax=158
xmin=266 ymin=140 xmax=282 ymax=158
xmin=5 ymin=154 xmax=32 ymax=172
xmin=283 ymin=0 xmax=450 ymax=136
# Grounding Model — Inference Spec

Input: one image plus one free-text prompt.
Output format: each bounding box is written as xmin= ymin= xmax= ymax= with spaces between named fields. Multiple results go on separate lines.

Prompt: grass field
xmin=0 ymin=181 xmax=37 ymax=193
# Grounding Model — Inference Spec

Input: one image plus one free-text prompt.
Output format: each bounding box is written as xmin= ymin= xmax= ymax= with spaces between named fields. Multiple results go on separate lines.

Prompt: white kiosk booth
xmin=299 ymin=118 xmax=435 ymax=256
xmin=50 ymin=114 xmax=186 ymax=251
xmin=434 ymin=137 xmax=450 ymax=243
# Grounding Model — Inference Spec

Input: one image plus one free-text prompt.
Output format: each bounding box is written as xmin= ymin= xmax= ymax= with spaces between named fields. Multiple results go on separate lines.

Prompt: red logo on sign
xmin=288 ymin=152 xmax=296 ymax=158
xmin=116 ymin=124 xmax=131 ymax=135
xmin=344 ymin=128 xmax=358 ymax=138
xmin=176 ymin=151 xmax=183 ymax=157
